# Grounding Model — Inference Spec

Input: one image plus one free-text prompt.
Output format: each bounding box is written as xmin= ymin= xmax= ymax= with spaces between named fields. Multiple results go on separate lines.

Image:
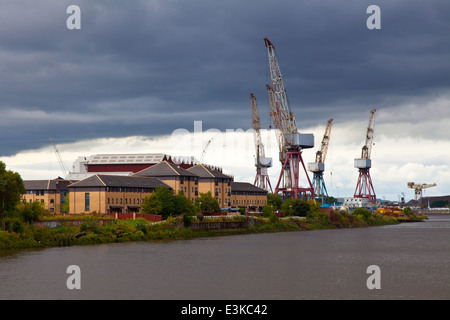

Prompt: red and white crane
xmin=354 ymin=109 xmax=376 ymax=203
xmin=264 ymin=38 xmax=314 ymax=200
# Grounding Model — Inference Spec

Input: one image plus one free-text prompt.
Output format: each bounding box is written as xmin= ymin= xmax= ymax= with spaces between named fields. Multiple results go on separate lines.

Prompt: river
xmin=0 ymin=214 xmax=449 ymax=300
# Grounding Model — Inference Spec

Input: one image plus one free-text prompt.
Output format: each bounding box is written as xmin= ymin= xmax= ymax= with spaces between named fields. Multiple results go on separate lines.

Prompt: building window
xmin=85 ymin=193 xmax=90 ymax=211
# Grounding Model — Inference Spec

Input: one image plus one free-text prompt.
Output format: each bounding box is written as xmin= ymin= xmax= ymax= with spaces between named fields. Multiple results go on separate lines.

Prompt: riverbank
xmin=0 ymin=211 xmax=425 ymax=250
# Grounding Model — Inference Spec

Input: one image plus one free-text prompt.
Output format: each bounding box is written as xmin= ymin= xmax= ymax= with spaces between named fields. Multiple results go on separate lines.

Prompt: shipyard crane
xmin=266 ymin=84 xmax=284 ymax=164
xmin=50 ymin=138 xmax=70 ymax=181
xmin=407 ymin=182 xmax=436 ymax=201
xmin=250 ymin=93 xmax=273 ymax=192
xmin=308 ymin=118 xmax=333 ymax=202
xmin=201 ymin=137 xmax=213 ymax=163
xmin=264 ymin=38 xmax=314 ymax=200
xmin=354 ymin=109 xmax=376 ymax=203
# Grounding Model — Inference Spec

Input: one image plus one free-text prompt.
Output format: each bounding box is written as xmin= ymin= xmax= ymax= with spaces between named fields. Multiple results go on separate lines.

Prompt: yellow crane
xmin=407 ymin=182 xmax=436 ymax=201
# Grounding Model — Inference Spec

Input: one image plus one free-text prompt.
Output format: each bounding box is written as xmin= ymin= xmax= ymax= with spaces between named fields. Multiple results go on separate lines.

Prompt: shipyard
xmin=0 ymin=1 xmax=449 ymax=304
xmin=3 ymin=39 xmax=441 ymax=228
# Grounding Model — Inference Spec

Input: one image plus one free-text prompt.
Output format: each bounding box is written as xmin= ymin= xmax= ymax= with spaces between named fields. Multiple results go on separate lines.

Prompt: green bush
xmin=80 ymin=218 xmax=102 ymax=234
xmin=183 ymin=214 xmax=193 ymax=227
xmin=17 ymin=202 xmax=48 ymax=223
xmin=12 ymin=221 xmax=24 ymax=233
xmin=133 ymin=220 xmax=150 ymax=234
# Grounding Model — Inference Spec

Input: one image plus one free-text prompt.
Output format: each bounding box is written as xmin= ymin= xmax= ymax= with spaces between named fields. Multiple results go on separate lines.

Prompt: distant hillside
xmin=418 ymin=195 xmax=450 ymax=207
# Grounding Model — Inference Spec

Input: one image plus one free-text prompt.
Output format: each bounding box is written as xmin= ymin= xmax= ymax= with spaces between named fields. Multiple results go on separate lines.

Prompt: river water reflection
xmin=0 ymin=215 xmax=449 ymax=300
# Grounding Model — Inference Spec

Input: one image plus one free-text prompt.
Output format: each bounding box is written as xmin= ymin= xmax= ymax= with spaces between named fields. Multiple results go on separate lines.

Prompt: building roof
xmin=83 ymin=153 xmax=200 ymax=166
xmin=68 ymin=174 xmax=171 ymax=189
xmin=66 ymin=172 xmax=133 ymax=181
xmin=133 ymin=161 xmax=198 ymax=178
xmin=187 ymin=164 xmax=232 ymax=179
xmin=231 ymin=182 xmax=267 ymax=194
xmin=88 ymin=153 xmax=167 ymax=164
xmin=24 ymin=178 xmax=71 ymax=190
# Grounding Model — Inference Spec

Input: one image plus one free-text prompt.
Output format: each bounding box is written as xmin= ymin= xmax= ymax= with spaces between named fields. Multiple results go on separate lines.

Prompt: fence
xmin=103 ymin=213 xmax=162 ymax=222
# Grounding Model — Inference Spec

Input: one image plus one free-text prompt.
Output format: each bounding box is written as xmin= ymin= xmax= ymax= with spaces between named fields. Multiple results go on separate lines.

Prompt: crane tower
xmin=354 ymin=109 xmax=376 ymax=203
xmin=250 ymin=93 xmax=273 ymax=192
xmin=308 ymin=118 xmax=333 ymax=202
xmin=264 ymin=38 xmax=314 ymax=200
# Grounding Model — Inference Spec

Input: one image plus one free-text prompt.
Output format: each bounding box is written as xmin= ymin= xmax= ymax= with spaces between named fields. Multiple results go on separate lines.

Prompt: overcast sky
xmin=1 ymin=0 xmax=449 ymax=201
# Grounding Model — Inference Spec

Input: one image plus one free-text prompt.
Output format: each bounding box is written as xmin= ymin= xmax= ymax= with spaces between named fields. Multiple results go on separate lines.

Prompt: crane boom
xmin=264 ymin=38 xmax=314 ymax=200
xmin=361 ymin=109 xmax=376 ymax=159
xmin=266 ymin=84 xmax=285 ymax=162
xmin=250 ymin=93 xmax=263 ymax=164
xmin=201 ymin=138 xmax=213 ymax=163
xmin=50 ymin=138 xmax=69 ymax=180
xmin=315 ymin=118 xmax=333 ymax=164
xmin=264 ymin=38 xmax=298 ymax=147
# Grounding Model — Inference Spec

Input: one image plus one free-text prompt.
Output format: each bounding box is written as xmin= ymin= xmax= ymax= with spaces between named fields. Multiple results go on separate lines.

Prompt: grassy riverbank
xmin=0 ymin=209 xmax=424 ymax=250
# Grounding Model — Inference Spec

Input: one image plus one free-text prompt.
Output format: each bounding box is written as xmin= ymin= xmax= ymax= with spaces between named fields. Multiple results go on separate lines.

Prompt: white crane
xmin=354 ymin=109 xmax=376 ymax=203
xmin=250 ymin=93 xmax=273 ymax=192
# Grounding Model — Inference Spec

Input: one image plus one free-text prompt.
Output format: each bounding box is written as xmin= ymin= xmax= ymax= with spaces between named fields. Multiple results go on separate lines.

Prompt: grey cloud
xmin=0 ymin=0 xmax=449 ymax=156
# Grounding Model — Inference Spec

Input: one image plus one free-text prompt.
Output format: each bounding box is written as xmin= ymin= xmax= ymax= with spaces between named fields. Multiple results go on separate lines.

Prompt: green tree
xmin=61 ymin=194 xmax=70 ymax=214
xmin=155 ymin=186 xmax=176 ymax=219
xmin=195 ymin=191 xmax=220 ymax=215
xmin=282 ymin=198 xmax=310 ymax=216
xmin=141 ymin=193 xmax=163 ymax=215
xmin=430 ymin=200 xmax=449 ymax=208
xmin=267 ymin=193 xmax=282 ymax=211
xmin=142 ymin=187 xmax=195 ymax=219
xmin=173 ymin=191 xmax=195 ymax=216
xmin=0 ymin=161 xmax=26 ymax=218
xmin=262 ymin=204 xmax=273 ymax=217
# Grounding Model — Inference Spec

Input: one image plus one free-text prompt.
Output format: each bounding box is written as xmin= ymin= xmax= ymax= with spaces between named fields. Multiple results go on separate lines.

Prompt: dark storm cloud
xmin=0 ymin=0 xmax=449 ymax=155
